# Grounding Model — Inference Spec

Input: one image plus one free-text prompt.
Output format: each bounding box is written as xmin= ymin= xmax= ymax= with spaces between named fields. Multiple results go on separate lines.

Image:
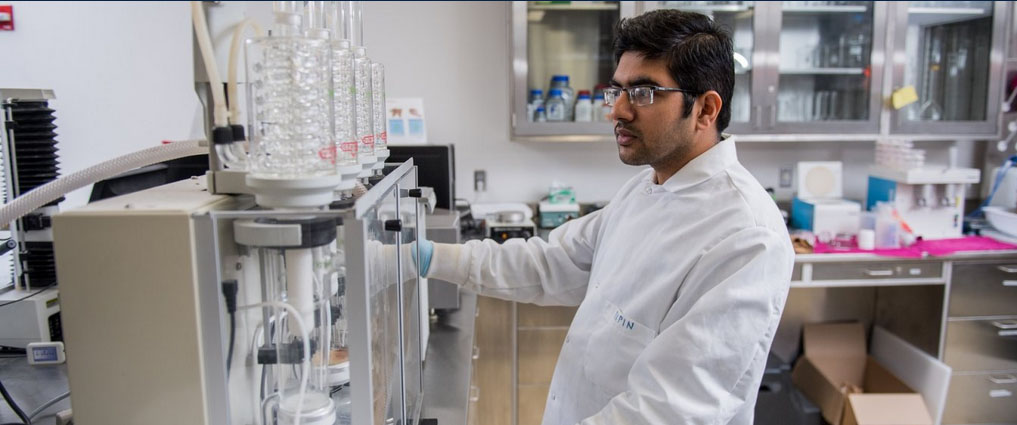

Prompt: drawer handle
xmin=990 ymin=389 xmax=1013 ymax=398
xmin=988 ymin=374 xmax=1017 ymax=385
xmin=998 ymin=265 xmax=1017 ymax=274
xmin=1003 ymin=280 xmax=1017 ymax=287
xmin=864 ymin=269 xmax=894 ymax=277
xmin=993 ymin=320 xmax=1017 ymax=336
xmin=472 ymin=346 xmax=480 ymax=360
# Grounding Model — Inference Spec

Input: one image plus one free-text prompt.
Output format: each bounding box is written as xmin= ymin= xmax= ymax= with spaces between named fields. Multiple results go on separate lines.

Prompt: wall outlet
xmin=474 ymin=169 xmax=487 ymax=192
xmin=779 ymin=166 xmax=793 ymax=188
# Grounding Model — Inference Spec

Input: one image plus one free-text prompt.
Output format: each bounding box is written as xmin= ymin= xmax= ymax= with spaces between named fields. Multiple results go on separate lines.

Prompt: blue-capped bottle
xmin=545 ymin=89 xmax=566 ymax=122
xmin=549 ymin=75 xmax=575 ymax=121
xmin=527 ymin=89 xmax=544 ymax=122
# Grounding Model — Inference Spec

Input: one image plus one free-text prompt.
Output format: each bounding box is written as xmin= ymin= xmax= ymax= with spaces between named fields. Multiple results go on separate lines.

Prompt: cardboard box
xmin=791 ymin=323 xmax=934 ymax=425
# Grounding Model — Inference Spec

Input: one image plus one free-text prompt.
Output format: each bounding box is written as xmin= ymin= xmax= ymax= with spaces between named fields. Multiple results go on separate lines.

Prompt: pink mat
xmin=813 ymin=236 xmax=1017 ymax=258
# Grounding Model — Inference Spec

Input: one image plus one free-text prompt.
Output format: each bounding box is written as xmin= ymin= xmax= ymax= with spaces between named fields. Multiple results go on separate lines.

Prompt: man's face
xmin=608 ymin=52 xmax=696 ymax=169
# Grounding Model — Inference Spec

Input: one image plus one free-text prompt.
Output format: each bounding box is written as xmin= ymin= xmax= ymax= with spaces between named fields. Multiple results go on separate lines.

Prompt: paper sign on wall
xmin=386 ymin=98 xmax=427 ymax=145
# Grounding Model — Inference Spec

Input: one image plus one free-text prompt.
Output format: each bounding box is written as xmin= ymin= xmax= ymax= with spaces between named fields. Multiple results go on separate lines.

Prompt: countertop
xmin=0 ymin=356 xmax=69 ymax=425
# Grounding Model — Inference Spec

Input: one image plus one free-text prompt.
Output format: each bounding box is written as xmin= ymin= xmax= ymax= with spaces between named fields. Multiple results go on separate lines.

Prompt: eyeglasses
xmin=603 ymin=86 xmax=698 ymax=107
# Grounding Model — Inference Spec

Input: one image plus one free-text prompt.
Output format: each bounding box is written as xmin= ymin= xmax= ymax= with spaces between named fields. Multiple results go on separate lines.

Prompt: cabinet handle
xmin=1003 ymin=280 xmax=1017 ymax=287
xmin=472 ymin=346 xmax=480 ymax=360
xmin=997 ymin=265 xmax=1017 ymax=274
xmin=988 ymin=374 xmax=1017 ymax=385
xmin=993 ymin=320 xmax=1017 ymax=336
xmin=864 ymin=269 xmax=894 ymax=277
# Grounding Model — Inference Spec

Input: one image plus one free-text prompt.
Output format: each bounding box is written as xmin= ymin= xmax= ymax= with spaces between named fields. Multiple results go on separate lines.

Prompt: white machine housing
xmin=867 ymin=166 xmax=981 ymax=240
xmin=0 ymin=287 xmax=60 ymax=348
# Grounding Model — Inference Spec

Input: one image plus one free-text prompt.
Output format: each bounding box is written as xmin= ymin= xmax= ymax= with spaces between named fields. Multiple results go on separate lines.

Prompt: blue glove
xmin=412 ymin=239 xmax=435 ymax=277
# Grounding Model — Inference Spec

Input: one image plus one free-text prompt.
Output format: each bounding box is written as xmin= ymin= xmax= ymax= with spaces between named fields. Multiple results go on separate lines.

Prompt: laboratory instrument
xmin=46 ymin=3 xmax=432 ymax=425
xmin=867 ymin=166 xmax=980 ymax=240
xmin=0 ymin=88 xmax=64 ymax=349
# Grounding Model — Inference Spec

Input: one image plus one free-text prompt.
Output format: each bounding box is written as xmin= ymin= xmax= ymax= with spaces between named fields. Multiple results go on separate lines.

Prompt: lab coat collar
xmin=649 ymin=133 xmax=737 ymax=193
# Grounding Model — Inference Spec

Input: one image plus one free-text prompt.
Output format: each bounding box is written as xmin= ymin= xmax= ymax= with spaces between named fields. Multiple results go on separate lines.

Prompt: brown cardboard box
xmin=791 ymin=323 xmax=933 ymax=425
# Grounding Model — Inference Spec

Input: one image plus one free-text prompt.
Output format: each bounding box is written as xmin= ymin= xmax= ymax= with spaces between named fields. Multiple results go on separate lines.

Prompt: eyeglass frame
xmin=603 ymin=86 xmax=699 ymax=107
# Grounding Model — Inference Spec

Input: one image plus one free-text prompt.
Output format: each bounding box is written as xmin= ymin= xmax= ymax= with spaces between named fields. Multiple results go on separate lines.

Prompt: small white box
xmin=791 ymin=198 xmax=861 ymax=238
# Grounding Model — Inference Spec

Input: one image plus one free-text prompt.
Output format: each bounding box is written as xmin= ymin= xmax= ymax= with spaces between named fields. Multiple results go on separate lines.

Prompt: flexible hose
xmin=0 ymin=140 xmax=207 ymax=226
xmin=27 ymin=391 xmax=70 ymax=421
xmin=191 ymin=1 xmax=229 ymax=128
xmin=228 ymin=19 xmax=265 ymax=126
xmin=238 ymin=301 xmax=310 ymax=425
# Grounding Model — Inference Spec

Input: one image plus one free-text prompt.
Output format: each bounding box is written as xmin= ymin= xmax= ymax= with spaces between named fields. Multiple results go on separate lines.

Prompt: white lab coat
xmin=428 ymin=136 xmax=794 ymax=425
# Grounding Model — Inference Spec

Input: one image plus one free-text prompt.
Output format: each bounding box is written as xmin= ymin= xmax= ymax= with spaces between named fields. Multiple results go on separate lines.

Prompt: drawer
xmin=950 ymin=263 xmax=1017 ymax=317
xmin=811 ymin=261 xmax=942 ymax=281
xmin=944 ymin=319 xmax=1017 ymax=372
xmin=943 ymin=372 xmax=1017 ymax=425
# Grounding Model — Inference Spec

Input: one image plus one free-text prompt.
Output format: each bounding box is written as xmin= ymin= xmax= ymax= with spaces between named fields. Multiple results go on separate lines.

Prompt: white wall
xmin=0 ymin=1 xmax=200 ymax=208
xmin=361 ymin=2 xmax=984 ymax=205
xmin=0 ymin=1 xmax=985 ymax=210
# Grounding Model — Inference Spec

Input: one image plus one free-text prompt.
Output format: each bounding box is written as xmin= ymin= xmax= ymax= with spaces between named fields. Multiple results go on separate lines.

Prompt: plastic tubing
xmin=191 ymin=1 xmax=228 ymax=128
xmin=228 ymin=19 xmax=265 ymax=126
xmin=238 ymin=301 xmax=311 ymax=425
xmin=0 ymin=139 xmax=207 ymax=226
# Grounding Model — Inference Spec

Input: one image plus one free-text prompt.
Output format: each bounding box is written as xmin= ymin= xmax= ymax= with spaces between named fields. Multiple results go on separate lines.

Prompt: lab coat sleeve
xmin=579 ymin=225 xmax=794 ymax=425
xmin=426 ymin=209 xmax=606 ymax=307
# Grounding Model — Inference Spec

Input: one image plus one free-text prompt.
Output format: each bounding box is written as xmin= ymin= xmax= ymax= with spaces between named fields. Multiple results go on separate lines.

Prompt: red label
xmin=362 ymin=135 xmax=375 ymax=147
xmin=340 ymin=141 xmax=358 ymax=153
xmin=379 ymin=132 xmax=387 ymax=143
xmin=318 ymin=145 xmax=337 ymax=164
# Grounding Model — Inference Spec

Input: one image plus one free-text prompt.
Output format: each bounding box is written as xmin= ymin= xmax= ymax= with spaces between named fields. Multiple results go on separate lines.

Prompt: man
xmin=421 ymin=9 xmax=793 ymax=424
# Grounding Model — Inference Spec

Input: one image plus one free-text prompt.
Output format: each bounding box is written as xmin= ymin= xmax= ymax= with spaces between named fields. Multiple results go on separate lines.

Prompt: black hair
xmin=613 ymin=9 xmax=735 ymax=133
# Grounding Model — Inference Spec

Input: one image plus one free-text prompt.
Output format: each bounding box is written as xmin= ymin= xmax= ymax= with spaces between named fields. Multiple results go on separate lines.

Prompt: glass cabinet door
xmin=769 ymin=1 xmax=885 ymax=133
xmin=646 ymin=1 xmax=757 ymax=133
xmin=891 ymin=1 xmax=1007 ymax=136
xmin=511 ymin=1 xmax=635 ymax=141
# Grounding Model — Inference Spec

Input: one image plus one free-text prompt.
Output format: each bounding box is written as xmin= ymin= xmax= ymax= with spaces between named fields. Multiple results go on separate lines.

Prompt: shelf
xmin=661 ymin=4 xmax=752 ymax=13
xmin=782 ymin=5 xmax=867 ymax=14
xmin=781 ymin=67 xmax=866 ymax=75
xmin=528 ymin=3 xmax=618 ymax=11
xmin=907 ymin=6 xmax=988 ymax=16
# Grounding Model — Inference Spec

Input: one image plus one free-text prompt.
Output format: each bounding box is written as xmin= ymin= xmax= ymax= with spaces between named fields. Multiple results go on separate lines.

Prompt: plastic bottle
xmin=592 ymin=93 xmax=606 ymax=122
xmin=574 ymin=90 xmax=593 ymax=122
xmin=535 ymin=106 xmax=547 ymax=122
xmin=545 ymin=89 xmax=566 ymax=122
xmin=549 ymin=75 xmax=574 ymax=121
xmin=600 ymin=94 xmax=613 ymax=122
xmin=527 ymin=89 xmax=544 ymax=122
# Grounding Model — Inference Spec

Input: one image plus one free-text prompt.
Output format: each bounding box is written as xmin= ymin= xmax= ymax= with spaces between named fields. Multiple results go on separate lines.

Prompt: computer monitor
xmin=386 ymin=145 xmax=455 ymax=210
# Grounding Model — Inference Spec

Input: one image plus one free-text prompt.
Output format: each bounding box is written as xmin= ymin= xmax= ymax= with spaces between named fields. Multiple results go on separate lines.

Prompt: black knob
xmin=384 ymin=219 xmax=403 ymax=232
xmin=408 ymin=188 xmax=423 ymax=198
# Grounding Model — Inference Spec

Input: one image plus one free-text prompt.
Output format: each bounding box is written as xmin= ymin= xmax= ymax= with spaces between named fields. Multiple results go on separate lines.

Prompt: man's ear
xmin=695 ymin=90 xmax=722 ymax=132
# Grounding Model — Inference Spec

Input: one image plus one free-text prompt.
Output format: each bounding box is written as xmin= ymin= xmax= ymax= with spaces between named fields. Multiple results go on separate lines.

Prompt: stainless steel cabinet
xmin=510 ymin=1 xmax=636 ymax=141
xmin=889 ymin=1 xmax=1009 ymax=136
xmin=943 ymin=260 xmax=1017 ymax=424
xmin=509 ymin=1 xmax=1013 ymax=141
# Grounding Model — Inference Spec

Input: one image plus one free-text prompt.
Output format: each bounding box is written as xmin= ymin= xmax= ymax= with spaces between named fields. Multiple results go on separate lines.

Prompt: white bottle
xmin=527 ymin=89 xmax=544 ymax=122
xmin=599 ymin=93 xmax=612 ymax=122
xmin=546 ymin=89 xmax=566 ymax=121
xmin=593 ymin=93 xmax=608 ymax=122
xmin=535 ymin=106 xmax=547 ymax=122
xmin=574 ymin=90 xmax=593 ymax=122
xmin=549 ymin=75 xmax=574 ymax=121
